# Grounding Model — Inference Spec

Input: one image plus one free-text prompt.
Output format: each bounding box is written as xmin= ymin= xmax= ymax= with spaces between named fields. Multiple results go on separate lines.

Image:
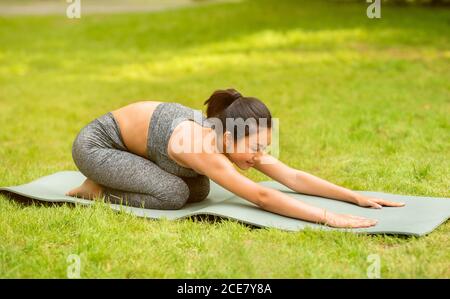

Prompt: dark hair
xmin=203 ymin=88 xmax=272 ymax=140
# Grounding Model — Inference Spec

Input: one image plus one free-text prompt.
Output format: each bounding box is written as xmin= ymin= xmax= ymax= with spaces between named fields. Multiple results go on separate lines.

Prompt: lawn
xmin=0 ymin=0 xmax=449 ymax=278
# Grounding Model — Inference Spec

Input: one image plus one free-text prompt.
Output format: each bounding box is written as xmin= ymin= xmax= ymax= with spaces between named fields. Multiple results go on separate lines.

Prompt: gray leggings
xmin=71 ymin=110 xmax=210 ymax=210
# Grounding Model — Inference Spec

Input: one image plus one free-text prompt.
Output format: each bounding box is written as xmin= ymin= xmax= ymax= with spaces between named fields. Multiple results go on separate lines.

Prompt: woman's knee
xmin=71 ymin=130 xmax=91 ymax=175
xmin=182 ymin=175 xmax=210 ymax=203
xmin=71 ymin=127 xmax=107 ymax=182
xmin=154 ymin=175 xmax=211 ymax=209
xmin=156 ymin=179 xmax=190 ymax=209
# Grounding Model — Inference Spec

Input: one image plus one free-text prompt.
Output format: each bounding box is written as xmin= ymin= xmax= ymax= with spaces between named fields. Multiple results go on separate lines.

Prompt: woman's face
xmin=223 ymin=127 xmax=272 ymax=170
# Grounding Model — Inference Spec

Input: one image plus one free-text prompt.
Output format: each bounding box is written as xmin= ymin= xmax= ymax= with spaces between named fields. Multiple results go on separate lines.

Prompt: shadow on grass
xmin=0 ymin=190 xmax=72 ymax=208
xmin=0 ymin=189 xmax=421 ymax=239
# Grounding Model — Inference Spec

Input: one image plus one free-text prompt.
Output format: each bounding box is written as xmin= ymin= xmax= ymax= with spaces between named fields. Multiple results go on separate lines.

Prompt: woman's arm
xmin=253 ymin=154 xmax=405 ymax=209
xmin=184 ymin=151 xmax=377 ymax=228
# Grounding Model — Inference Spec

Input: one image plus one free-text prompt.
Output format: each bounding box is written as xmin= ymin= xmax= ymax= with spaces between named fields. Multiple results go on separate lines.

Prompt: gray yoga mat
xmin=1 ymin=171 xmax=449 ymax=236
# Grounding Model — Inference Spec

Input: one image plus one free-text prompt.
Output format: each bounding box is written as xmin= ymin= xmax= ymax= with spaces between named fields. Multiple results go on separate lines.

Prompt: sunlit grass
xmin=0 ymin=0 xmax=449 ymax=278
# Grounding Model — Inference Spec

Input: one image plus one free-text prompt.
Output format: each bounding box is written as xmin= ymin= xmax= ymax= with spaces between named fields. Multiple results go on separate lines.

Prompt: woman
xmin=66 ymin=88 xmax=405 ymax=228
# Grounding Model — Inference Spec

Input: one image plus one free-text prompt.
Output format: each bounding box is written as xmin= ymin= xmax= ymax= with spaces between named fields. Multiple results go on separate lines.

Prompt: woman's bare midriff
xmin=110 ymin=101 xmax=197 ymax=170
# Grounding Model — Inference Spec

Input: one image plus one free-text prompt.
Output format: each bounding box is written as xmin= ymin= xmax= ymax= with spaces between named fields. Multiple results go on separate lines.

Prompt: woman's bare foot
xmin=65 ymin=178 xmax=103 ymax=200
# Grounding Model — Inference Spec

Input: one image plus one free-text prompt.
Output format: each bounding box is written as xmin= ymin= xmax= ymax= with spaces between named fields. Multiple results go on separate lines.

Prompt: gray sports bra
xmin=146 ymin=102 xmax=213 ymax=177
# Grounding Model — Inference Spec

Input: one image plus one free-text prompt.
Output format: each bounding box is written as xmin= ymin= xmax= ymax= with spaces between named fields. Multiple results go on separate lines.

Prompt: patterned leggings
xmin=70 ymin=110 xmax=210 ymax=209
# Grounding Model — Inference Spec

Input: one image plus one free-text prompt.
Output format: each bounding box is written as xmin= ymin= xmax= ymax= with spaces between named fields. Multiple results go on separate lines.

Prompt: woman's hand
xmin=318 ymin=194 xmax=406 ymax=229
xmin=354 ymin=195 xmax=406 ymax=209
xmin=324 ymin=211 xmax=378 ymax=228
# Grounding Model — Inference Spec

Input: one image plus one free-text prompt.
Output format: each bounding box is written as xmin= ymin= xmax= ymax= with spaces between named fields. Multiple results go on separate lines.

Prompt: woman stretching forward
xmin=66 ymin=88 xmax=404 ymax=228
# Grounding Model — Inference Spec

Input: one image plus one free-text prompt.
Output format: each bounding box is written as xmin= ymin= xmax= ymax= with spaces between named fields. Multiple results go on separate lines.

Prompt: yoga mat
xmin=1 ymin=171 xmax=449 ymax=236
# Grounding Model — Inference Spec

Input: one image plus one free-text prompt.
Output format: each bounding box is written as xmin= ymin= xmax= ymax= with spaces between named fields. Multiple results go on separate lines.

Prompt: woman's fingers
xmin=367 ymin=197 xmax=405 ymax=208
xmin=371 ymin=197 xmax=406 ymax=207
xmin=351 ymin=218 xmax=377 ymax=228
xmin=345 ymin=214 xmax=374 ymax=221
xmin=326 ymin=213 xmax=378 ymax=228
xmin=380 ymin=199 xmax=405 ymax=207
xmin=368 ymin=201 xmax=382 ymax=209
xmin=357 ymin=197 xmax=381 ymax=209
xmin=345 ymin=214 xmax=367 ymax=220
xmin=339 ymin=214 xmax=378 ymax=228
xmin=344 ymin=220 xmax=374 ymax=228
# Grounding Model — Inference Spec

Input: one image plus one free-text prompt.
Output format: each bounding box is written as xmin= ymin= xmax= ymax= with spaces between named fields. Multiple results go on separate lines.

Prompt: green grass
xmin=0 ymin=0 xmax=449 ymax=278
